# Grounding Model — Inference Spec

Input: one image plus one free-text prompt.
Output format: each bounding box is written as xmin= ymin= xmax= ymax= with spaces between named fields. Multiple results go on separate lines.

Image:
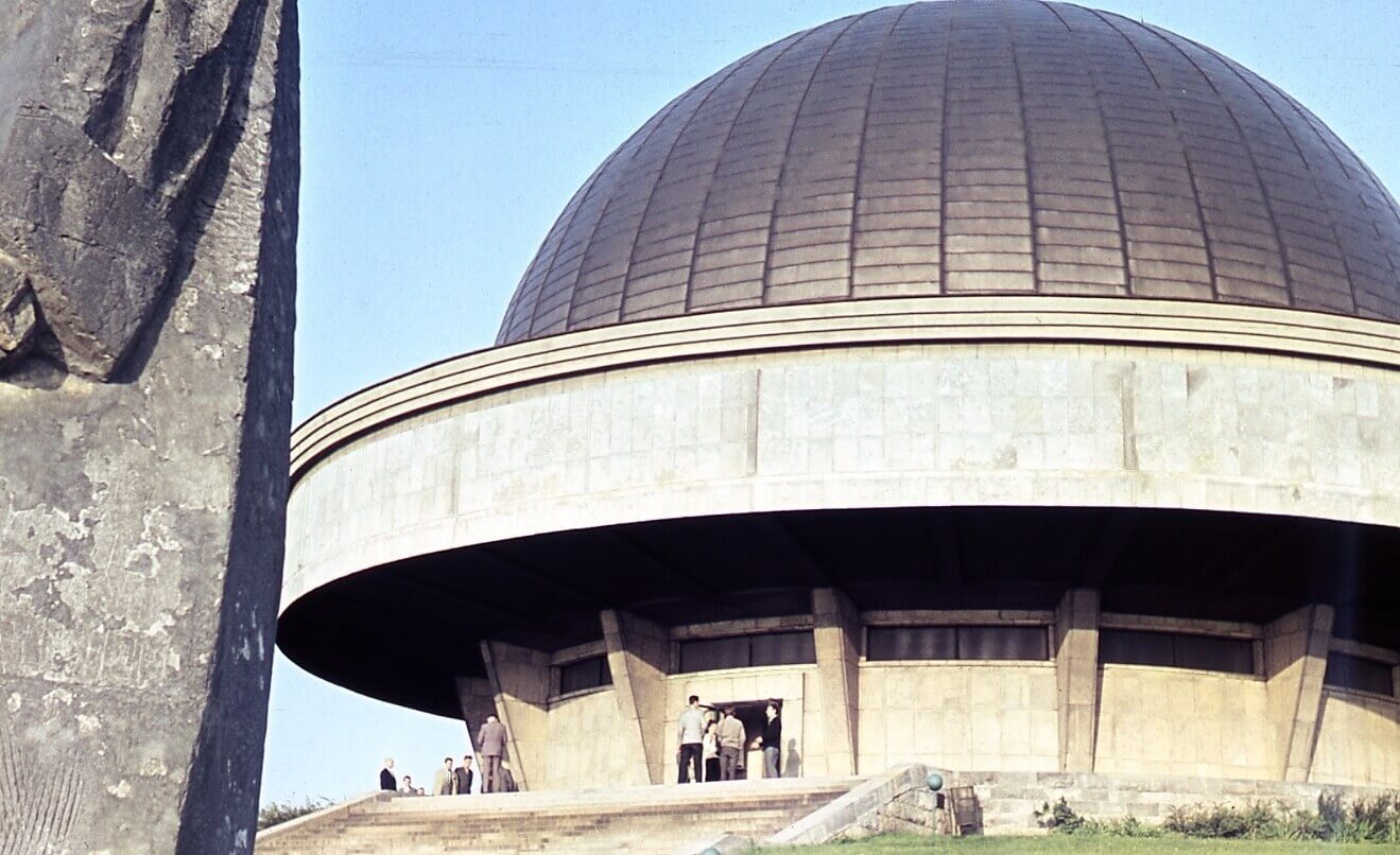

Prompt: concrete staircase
xmin=256 ymin=777 xmax=861 ymax=854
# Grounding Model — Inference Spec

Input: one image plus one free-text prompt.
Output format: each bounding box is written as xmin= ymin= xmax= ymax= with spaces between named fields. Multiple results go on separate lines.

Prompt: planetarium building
xmin=280 ymin=1 xmax=1400 ymax=792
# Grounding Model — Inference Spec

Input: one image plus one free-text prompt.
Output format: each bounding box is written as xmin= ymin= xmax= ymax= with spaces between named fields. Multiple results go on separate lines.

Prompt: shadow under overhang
xmin=277 ymin=505 xmax=1400 ymax=718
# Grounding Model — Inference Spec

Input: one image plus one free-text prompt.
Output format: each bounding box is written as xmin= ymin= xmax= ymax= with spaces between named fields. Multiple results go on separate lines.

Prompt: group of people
xmin=376 ymin=713 xmax=515 ymax=796
xmin=676 ymin=696 xmax=783 ymax=783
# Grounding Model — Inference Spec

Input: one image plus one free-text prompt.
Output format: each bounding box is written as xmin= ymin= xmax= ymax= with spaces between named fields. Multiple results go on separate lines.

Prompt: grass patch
xmin=786 ymin=834 xmax=1400 ymax=853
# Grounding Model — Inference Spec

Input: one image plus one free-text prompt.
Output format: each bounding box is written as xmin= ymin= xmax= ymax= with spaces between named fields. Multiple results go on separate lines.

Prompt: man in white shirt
xmin=676 ymin=695 xmax=705 ymax=783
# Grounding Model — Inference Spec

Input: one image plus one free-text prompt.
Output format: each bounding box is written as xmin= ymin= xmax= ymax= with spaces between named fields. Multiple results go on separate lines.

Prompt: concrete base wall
xmin=947 ymin=769 xmax=1400 ymax=833
xmin=1312 ymin=690 xmax=1400 ymax=785
xmin=1095 ymin=666 xmax=1275 ymax=778
xmin=858 ymin=663 xmax=1060 ymax=774
xmin=541 ymin=688 xmax=639 ymax=790
xmin=495 ymin=659 xmax=1399 ymax=792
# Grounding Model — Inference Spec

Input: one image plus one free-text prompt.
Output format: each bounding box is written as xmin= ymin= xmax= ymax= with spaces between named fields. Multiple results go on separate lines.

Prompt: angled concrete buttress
xmin=1264 ymin=604 xmax=1335 ymax=781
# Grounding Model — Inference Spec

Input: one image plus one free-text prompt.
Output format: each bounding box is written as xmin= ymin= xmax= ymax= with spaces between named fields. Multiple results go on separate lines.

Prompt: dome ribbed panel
xmin=1013 ymin=2 xmax=1124 ymax=297
xmin=850 ymin=2 xmax=951 ymax=298
xmin=761 ymin=8 xmax=902 ymax=305
xmin=496 ymin=0 xmax=1400 ymax=344
xmin=564 ymin=77 xmax=727 ymax=332
xmin=616 ymin=33 xmax=807 ymax=323
xmin=685 ymin=20 xmax=854 ymax=313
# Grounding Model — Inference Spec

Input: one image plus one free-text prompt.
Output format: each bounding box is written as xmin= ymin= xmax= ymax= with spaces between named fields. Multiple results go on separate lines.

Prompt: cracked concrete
xmin=0 ymin=0 xmax=297 ymax=851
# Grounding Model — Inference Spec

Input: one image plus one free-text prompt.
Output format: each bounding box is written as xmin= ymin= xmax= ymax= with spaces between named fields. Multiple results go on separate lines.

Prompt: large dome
xmin=498 ymin=0 xmax=1400 ymax=344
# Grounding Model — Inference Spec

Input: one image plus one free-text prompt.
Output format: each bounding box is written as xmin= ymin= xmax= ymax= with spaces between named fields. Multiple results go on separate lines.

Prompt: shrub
xmin=1163 ymin=802 xmax=1284 ymax=839
xmin=1035 ymin=797 xmax=1088 ymax=834
xmin=1332 ymin=792 xmax=1400 ymax=844
xmin=258 ymin=796 xmax=333 ymax=830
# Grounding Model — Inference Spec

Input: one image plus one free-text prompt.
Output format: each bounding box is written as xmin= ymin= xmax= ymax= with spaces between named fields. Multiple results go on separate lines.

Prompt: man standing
xmin=717 ymin=707 xmax=746 ymax=781
xmin=760 ymin=702 xmax=782 ymax=778
xmin=676 ymin=695 xmax=705 ymax=783
xmin=476 ymin=714 xmax=509 ymax=793
xmin=432 ymin=756 xmax=455 ymax=795
xmin=454 ymin=755 xmax=474 ymax=795
xmin=379 ymin=757 xmax=397 ymax=792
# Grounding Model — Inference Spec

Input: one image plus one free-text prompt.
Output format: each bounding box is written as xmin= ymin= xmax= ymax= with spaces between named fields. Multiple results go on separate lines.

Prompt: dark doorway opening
xmin=710 ymin=698 xmax=781 ymax=779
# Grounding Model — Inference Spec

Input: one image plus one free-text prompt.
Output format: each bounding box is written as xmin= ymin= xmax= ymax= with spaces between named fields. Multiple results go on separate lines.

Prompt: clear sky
xmin=260 ymin=0 xmax=1400 ymax=805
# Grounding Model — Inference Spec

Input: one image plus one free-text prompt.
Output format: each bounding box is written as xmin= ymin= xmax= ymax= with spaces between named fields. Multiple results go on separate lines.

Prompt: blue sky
xmin=261 ymin=0 xmax=1400 ymax=805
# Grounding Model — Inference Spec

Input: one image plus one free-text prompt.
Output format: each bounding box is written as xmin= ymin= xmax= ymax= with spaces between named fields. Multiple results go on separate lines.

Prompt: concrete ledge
xmin=767 ymin=764 xmax=933 ymax=845
xmin=375 ymin=776 xmax=859 ymax=814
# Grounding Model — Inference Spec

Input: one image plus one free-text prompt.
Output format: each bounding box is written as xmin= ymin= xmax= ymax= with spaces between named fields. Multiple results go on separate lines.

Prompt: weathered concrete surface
xmin=0 ymin=0 xmax=297 ymax=852
xmin=2 ymin=1 xmax=245 ymax=380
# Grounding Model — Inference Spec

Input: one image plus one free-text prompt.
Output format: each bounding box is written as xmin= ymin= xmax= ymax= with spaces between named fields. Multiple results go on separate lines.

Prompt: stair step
xmin=259 ymin=778 xmax=861 ymax=855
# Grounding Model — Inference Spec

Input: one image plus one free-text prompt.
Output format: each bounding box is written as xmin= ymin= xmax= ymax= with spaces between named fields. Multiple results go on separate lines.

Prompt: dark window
xmin=868 ymin=626 xmax=956 ymax=661
xmin=1099 ymin=630 xmax=1254 ymax=675
xmin=1325 ymin=652 xmax=1395 ymax=697
xmin=678 ymin=632 xmax=816 ymax=673
xmin=558 ymin=655 xmax=612 ymax=694
xmin=679 ymin=637 xmax=749 ymax=672
xmin=960 ymin=626 xmax=1049 ymax=661
xmin=752 ymin=631 xmax=816 ymax=667
xmin=866 ymin=626 xmax=1049 ymax=661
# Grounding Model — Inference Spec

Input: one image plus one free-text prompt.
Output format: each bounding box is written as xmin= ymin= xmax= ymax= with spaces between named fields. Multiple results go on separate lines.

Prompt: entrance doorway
xmin=710 ymin=698 xmax=783 ymax=779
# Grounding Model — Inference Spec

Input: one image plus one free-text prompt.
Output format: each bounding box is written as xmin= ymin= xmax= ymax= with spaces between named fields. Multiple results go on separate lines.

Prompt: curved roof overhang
xmin=281 ymin=296 xmax=1400 ymax=715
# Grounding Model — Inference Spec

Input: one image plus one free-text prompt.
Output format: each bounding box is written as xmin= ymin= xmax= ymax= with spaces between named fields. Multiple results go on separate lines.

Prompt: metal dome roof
xmin=497 ymin=0 xmax=1400 ymax=345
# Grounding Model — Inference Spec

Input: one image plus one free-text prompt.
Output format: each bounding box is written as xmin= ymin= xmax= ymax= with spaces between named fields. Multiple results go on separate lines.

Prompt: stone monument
xmin=0 ymin=0 xmax=297 ymax=851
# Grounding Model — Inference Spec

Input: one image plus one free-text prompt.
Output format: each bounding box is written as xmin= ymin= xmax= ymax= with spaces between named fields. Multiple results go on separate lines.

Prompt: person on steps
xmin=476 ymin=714 xmax=509 ymax=793
xmin=760 ymin=702 xmax=782 ymax=778
xmin=454 ymin=755 xmax=473 ymax=795
xmin=702 ymin=721 xmax=720 ymax=782
xmin=676 ymin=695 xmax=705 ymax=784
xmin=717 ymin=707 xmax=745 ymax=781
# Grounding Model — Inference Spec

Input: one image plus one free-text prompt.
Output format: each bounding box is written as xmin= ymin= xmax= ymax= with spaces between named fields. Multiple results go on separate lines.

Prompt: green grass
xmin=780 ymin=834 xmax=1400 ymax=854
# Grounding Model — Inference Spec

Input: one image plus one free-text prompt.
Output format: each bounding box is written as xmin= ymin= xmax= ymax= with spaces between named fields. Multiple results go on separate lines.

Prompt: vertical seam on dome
xmin=1091 ymin=10 xmax=1222 ymax=302
xmin=564 ymin=88 xmax=695 ymax=330
xmin=680 ymin=29 xmax=824 ymax=315
xmin=614 ymin=49 xmax=773 ymax=323
xmin=1264 ymin=72 xmax=1400 ymax=233
xmin=511 ymin=156 xmax=618 ymax=342
xmin=848 ymin=4 xmax=915 ymax=299
xmin=1224 ymin=64 xmax=1362 ymax=315
xmin=527 ymin=143 xmax=643 ymax=339
xmin=1253 ymin=73 xmax=1400 ymax=309
xmin=1136 ymin=23 xmax=1299 ymax=308
xmin=1041 ymin=2 xmax=1129 ymax=295
xmin=1004 ymin=2 xmax=1040 ymax=295
xmin=759 ymin=13 xmax=867 ymax=307
xmin=936 ymin=1 xmax=959 ymax=297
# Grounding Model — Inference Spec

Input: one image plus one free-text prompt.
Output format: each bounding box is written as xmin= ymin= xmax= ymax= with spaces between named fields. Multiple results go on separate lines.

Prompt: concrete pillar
xmin=453 ymin=676 xmax=499 ymax=750
xmin=812 ymin=588 xmax=860 ymax=776
xmin=1264 ymin=604 xmax=1334 ymax=782
xmin=1054 ymin=589 xmax=1101 ymax=773
xmin=601 ymin=609 xmax=670 ymax=785
xmin=480 ymin=640 xmax=551 ymax=791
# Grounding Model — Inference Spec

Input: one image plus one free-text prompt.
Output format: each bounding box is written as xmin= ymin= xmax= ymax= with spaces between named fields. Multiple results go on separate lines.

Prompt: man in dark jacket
xmin=454 ymin=755 xmax=474 ymax=795
xmin=760 ymin=702 xmax=782 ymax=778
xmin=379 ymin=757 xmax=397 ymax=791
